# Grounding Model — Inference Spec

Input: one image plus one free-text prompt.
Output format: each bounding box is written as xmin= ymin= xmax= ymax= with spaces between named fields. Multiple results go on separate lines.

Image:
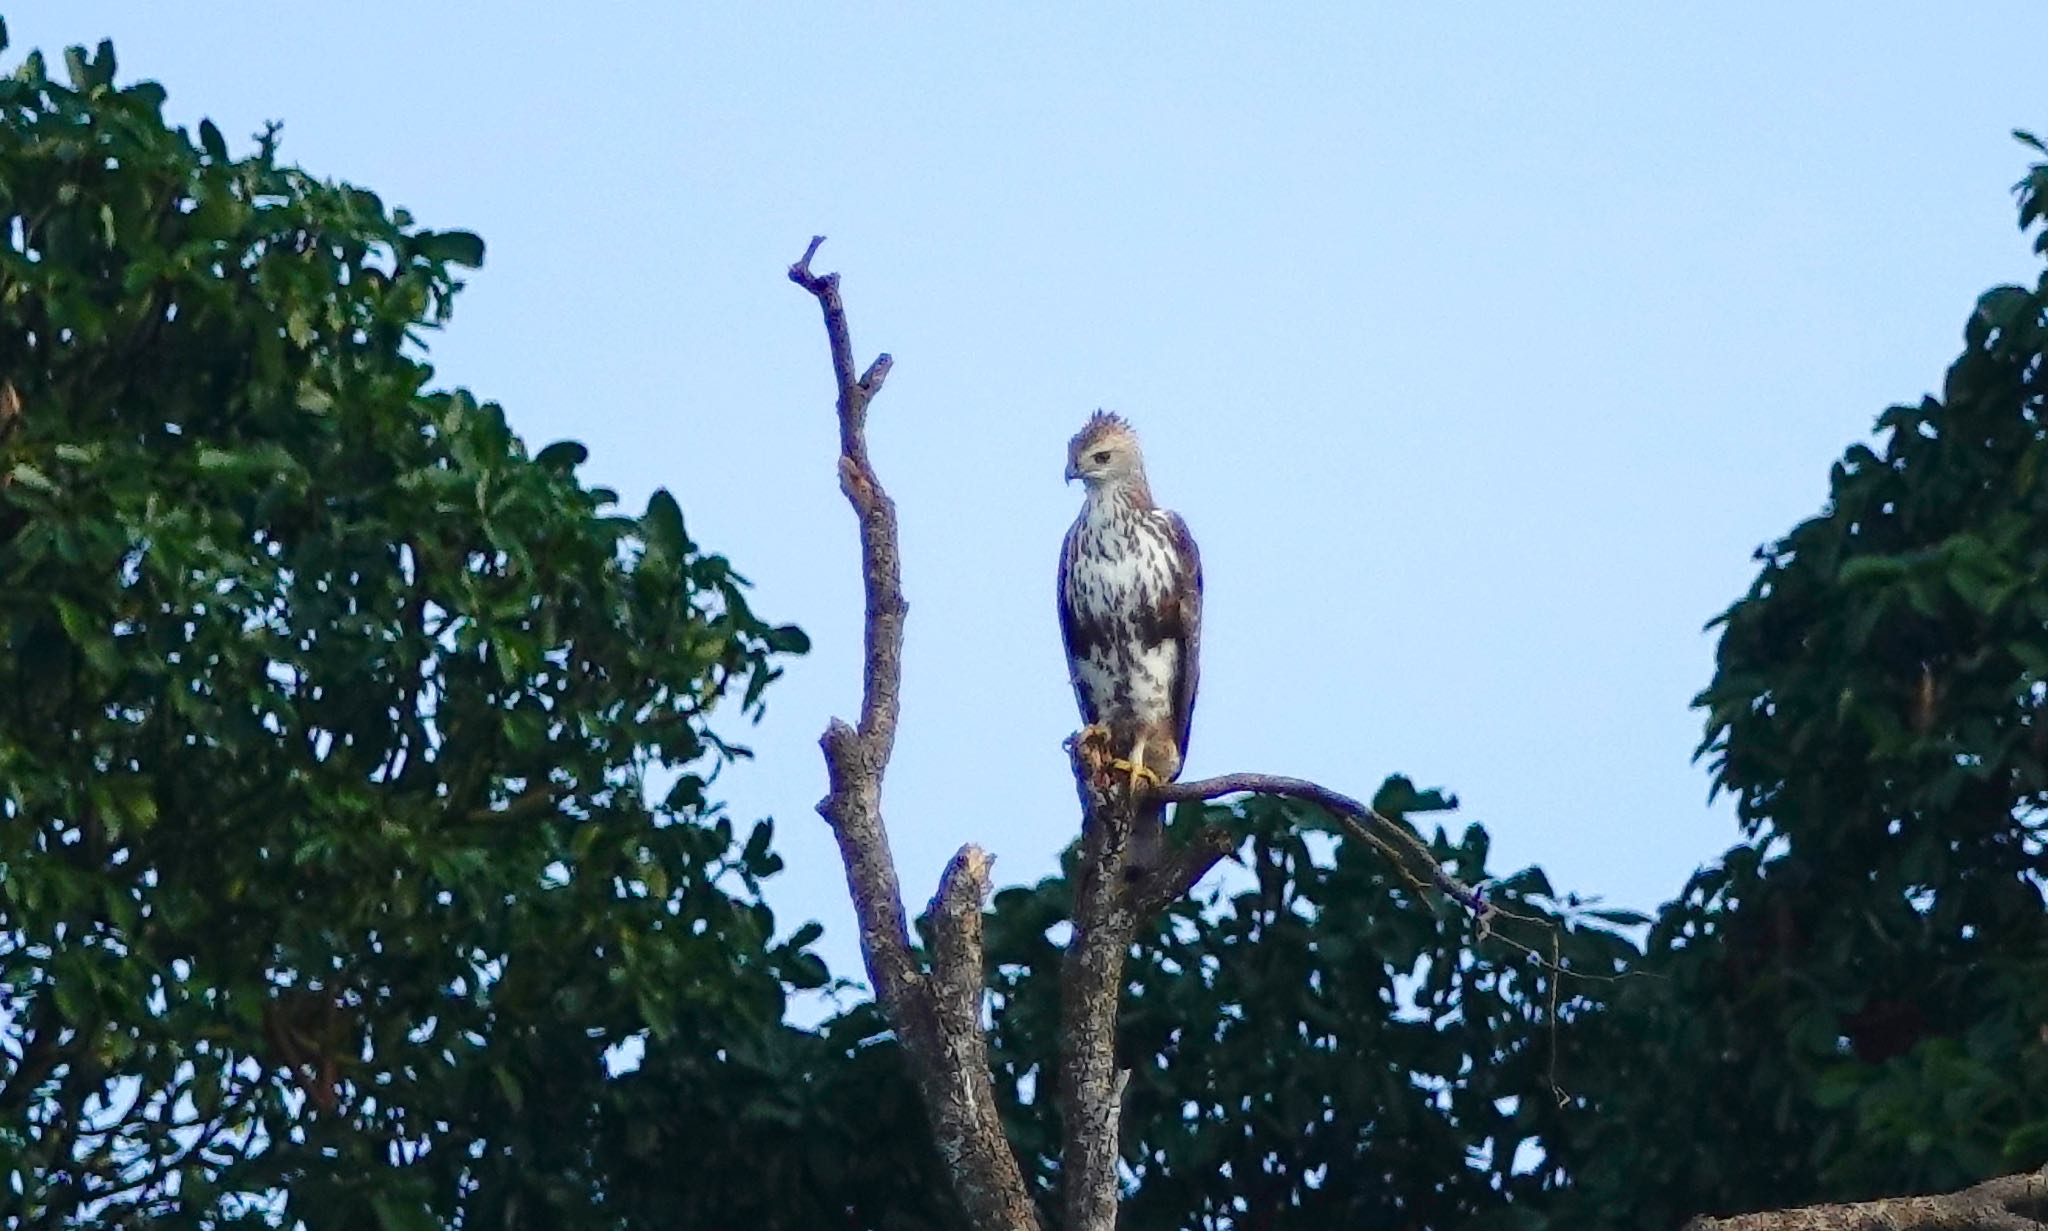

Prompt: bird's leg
xmin=1110 ymin=736 xmax=1162 ymax=793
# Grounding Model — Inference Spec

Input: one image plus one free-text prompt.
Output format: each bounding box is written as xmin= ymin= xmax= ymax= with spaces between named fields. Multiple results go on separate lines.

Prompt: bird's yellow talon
xmin=1108 ymin=758 xmax=1162 ymax=789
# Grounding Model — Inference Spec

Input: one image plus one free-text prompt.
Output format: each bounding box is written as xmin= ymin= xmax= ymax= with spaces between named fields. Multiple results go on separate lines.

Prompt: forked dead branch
xmin=789 ymin=238 xmax=1038 ymax=1231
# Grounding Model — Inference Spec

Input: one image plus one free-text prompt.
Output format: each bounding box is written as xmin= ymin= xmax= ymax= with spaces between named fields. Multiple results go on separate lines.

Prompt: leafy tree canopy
xmin=958 ymin=133 xmax=2048 ymax=1230
xmin=981 ymin=785 xmax=1631 ymax=1231
xmin=1539 ymin=132 xmax=2048 ymax=1230
xmin=8 ymin=27 xmax=2048 ymax=1231
xmin=0 ymin=32 xmax=830 ymax=1228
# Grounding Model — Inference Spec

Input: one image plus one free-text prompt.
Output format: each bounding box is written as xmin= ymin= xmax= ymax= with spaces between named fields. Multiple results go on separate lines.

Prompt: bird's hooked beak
xmin=1064 ymin=458 xmax=1080 ymax=483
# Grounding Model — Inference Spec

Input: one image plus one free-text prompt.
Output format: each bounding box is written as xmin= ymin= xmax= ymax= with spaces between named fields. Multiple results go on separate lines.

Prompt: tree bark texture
xmin=791 ymin=240 xmax=1041 ymax=1231
xmin=1682 ymin=1167 xmax=2048 ymax=1231
xmin=1057 ymin=756 xmax=1139 ymax=1231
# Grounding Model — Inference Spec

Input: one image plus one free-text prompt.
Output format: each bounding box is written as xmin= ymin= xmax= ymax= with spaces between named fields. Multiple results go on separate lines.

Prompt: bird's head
xmin=1066 ymin=410 xmax=1144 ymax=488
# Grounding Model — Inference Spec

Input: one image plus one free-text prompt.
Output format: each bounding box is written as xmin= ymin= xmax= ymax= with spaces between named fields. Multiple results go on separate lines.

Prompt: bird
xmin=1057 ymin=410 xmax=1203 ymax=877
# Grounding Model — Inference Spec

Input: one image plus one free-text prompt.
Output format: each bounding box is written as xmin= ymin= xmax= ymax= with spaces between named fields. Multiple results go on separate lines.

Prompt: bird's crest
xmin=1071 ymin=409 xmax=1138 ymax=453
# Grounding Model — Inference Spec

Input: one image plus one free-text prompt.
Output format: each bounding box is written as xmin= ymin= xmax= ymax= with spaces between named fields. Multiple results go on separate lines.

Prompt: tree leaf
xmin=534 ymin=439 xmax=588 ymax=473
xmin=412 ymin=228 xmax=485 ymax=268
xmin=643 ymin=487 xmax=687 ymax=557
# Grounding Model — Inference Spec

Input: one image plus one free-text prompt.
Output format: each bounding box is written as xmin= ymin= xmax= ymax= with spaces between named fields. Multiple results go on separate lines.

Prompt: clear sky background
xmin=15 ymin=4 xmax=2048 ymax=989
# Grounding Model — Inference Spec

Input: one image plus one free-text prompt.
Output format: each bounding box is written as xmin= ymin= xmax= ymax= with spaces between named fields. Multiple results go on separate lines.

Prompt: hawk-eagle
xmin=1058 ymin=411 xmax=1203 ymax=874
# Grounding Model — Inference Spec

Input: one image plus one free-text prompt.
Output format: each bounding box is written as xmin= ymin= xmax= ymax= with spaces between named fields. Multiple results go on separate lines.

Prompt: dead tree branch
xmin=791 ymin=239 xmax=1039 ymax=1231
xmin=1059 ymin=748 xmax=1141 ymax=1231
xmin=1151 ymin=771 xmax=1490 ymax=915
xmin=1681 ymin=1167 xmax=2048 ymax=1231
xmin=1050 ymin=744 xmax=1239 ymax=1230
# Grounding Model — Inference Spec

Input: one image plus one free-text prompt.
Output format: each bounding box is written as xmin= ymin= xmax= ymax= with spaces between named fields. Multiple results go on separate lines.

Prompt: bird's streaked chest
xmin=1064 ymin=497 xmax=1178 ymax=620
xmin=1063 ymin=495 xmax=1183 ymax=723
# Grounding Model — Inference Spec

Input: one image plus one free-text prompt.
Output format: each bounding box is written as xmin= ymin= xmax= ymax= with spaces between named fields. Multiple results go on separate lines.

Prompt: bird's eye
xmin=1092 ymin=450 xmax=1111 ymax=464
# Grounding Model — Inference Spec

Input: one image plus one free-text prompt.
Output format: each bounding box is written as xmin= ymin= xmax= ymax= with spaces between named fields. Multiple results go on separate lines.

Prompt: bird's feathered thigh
xmin=1058 ymin=499 xmax=1203 ymax=780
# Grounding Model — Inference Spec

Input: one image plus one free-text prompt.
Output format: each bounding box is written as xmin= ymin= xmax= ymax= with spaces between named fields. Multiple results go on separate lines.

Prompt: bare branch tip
xmin=819 ymin=717 xmax=859 ymax=760
xmin=789 ymin=235 xmax=829 ymax=286
xmin=859 ymin=352 xmax=894 ymax=394
xmin=937 ymin=843 xmax=994 ymax=905
xmin=958 ymin=842 xmax=992 ymax=884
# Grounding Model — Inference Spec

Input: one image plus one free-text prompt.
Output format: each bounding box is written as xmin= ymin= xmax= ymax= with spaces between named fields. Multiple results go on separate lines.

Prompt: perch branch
xmin=1682 ymin=1166 xmax=2048 ymax=1231
xmin=1047 ymin=750 xmax=1245 ymax=1230
xmin=791 ymin=239 xmax=1039 ymax=1231
xmin=1059 ymin=753 xmax=1139 ymax=1231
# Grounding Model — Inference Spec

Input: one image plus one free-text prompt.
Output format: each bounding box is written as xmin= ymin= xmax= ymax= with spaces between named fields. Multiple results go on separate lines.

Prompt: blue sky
xmin=16 ymin=3 xmax=2048 ymax=986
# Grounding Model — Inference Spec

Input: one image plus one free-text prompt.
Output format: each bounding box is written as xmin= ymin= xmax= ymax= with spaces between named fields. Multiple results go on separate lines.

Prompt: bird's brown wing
xmin=1159 ymin=510 xmax=1203 ymax=764
xmin=1056 ymin=516 xmax=1099 ymax=725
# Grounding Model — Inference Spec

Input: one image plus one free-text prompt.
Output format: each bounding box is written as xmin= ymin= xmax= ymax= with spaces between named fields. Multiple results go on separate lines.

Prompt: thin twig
xmin=1150 ymin=767 xmax=1662 ymax=1114
xmin=789 ymin=237 xmax=899 ymax=755
xmin=1150 ymin=772 xmax=1490 ymax=914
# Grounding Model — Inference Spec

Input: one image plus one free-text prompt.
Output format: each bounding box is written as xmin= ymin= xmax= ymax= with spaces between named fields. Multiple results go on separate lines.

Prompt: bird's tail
xmin=1126 ymin=798 xmax=1166 ymax=881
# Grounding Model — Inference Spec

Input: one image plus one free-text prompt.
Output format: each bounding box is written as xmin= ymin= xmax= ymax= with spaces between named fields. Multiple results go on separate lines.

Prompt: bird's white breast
xmin=1066 ymin=500 xmax=1183 ymax=725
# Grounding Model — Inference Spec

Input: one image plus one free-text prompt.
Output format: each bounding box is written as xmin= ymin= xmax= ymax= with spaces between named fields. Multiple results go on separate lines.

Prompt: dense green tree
xmin=1539 ymin=135 xmax=2048 ymax=1229
xmin=956 ymin=136 xmax=2048 ymax=1229
xmin=973 ymin=785 xmax=1632 ymax=1231
xmin=0 ymin=34 xmax=833 ymax=1228
xmin=11 ymin=27 xmax=2048 ymax=1231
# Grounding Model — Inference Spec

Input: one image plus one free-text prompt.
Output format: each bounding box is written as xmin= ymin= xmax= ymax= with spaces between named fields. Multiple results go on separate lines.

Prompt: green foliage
xmin=949 ymin=136 xmax=2048 ymax=1230
xmin=0 ymin=38 xmax=821 ymax=1226
xmin=11 ymin=31 xmax=2048 ymax=1231
xmin=1535 ymin=134 xmax=2048 ymax=1229
xmin=587 ymin=1004 xmax=964 ymax=1231
xmin=979 ymin=787 xmax=1633 ymax=1230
